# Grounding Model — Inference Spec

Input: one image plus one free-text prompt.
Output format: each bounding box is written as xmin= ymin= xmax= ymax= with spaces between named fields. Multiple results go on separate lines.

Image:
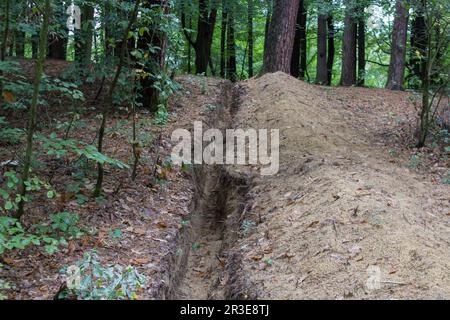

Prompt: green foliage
xmin=0 ymin=117 xmax=24 ymax=145
xmin=408 ymin=154 xmax=424 ymax=170
xmin=0 ymin=277 xmax=11 ymax=300
xmin=38 ymin=133 xmax=129 ymax=169
xmin=0 ymin=211 xmax=84 ymax=256
xmin=59 ymin=250 xmax=147 ymax=300
xmin=0 ymin=171 xmax=54 ymax=213
xmin=31 ymin=212 xmax=84 ymax=254
xmin=0 ymin=216 xmax=41 ymax=255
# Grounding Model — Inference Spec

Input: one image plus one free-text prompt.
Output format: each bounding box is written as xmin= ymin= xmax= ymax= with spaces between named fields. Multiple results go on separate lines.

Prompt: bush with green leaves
xmin=0 ymin=117 xmax=24 ymax=145
xmin=59 ymin=250 xmax=147 ymax=300
xmin=0 ymin=213 xmax=83 ymax=255
xmin=0 ymin=275 xmax=11 ymax=300
xmin=0 ymin=216 xmax=41 ymax=255
xmin=31 ymin=211 xmax=85 ymax=242
xmin=0 ymin=171 xmax=56 ymax=212
xmin=37 ymin=132 xmax=129 ymax=169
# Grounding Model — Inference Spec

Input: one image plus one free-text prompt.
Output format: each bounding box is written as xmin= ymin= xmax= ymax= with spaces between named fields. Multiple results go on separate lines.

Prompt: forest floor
xmin=0 ymin=61 xmax=449 ymax=299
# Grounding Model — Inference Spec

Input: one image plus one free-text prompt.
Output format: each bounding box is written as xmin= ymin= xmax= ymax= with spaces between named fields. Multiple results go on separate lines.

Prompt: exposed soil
xmin=1 ymin=64 xmax=449 ymax=300
xmin=209 ymin=72 xmax=450 ymax=300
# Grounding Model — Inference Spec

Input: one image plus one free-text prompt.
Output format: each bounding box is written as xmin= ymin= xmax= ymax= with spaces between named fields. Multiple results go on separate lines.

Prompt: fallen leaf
xmin=3 ymin=91 xmax=15 ymax=103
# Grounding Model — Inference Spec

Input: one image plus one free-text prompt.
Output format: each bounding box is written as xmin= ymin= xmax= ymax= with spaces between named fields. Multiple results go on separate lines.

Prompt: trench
xmin=164 ymin=81 xmax=251 ymax=300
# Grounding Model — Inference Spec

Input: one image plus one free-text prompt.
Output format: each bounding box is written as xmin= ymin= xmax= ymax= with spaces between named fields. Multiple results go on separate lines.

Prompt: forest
xmin=0 ymin=0 xmax=449 ymax=302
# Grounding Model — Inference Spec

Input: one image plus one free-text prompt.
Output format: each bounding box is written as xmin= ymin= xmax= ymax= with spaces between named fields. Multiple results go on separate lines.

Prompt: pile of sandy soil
xmin=223 ymin=72 xmax=450 ymax=299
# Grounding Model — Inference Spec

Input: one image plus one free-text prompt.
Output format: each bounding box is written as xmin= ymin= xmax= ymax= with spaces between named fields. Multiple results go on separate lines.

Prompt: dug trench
xmin=161 ymin=72 xmax=449 ymax=300
xmin=162 ymin=80 xmax=253 ymax=300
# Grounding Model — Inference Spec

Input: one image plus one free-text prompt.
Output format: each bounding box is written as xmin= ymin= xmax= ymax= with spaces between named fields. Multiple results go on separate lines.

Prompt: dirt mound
xmin=222 ymin=72 xmax=450 ymax=299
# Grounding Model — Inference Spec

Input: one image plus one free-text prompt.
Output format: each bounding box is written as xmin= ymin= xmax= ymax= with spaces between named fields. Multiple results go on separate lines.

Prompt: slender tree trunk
xmin=181 ymin=0 xmax=217 ymax=75
xmin=409 ymin=4 xmax=426 ymax=88
xmin=263 ymin=0 xmax=272 ymax=57
xmin=357 ymin=8 xmax=366 ymax=86
xmin=103 ymin=1 xmax=113 ymax=58
xmin=299 ymin=1 xmax=307 ymax=79
xmin=316 ymin=11 xmax=328 ymax=84
xmin=226 ymin=10 xmax=237 ymax=82
xmin=16 ymin=0 xmax=51 ymax=219
xmin=263 ymin=0 xmax=300 ymax=74
xmin=290 ymin=0 xmax=306 ymax=78
xmin=326 ymin=15 xmax=334 ymax=85
xmin=0 ymin=0 xmax=11 ymax=107
xmin=83 ymin=5 xmax=95 ymax=65
xmin=187 ymin=17 xmax=192 ymax=73
xmin=47 ymin=3 xmax=68 ymax=60
xmin=220 ymin=0 xmax=227 ymax=77
xmin=15 ymin=31 xmax=25 ymax=57
xmin=94 ymin=0 xmax=141 ymax=197
xmin=341 ymin=1 xmax=357 ymax=86
xmin=386 ymin=0 xmax=409 ymax=90
xmin=31 ymin=33 xmax=39 ymax=58
xmin=247 ymin=0 xmax=254 ymax=78
xmin=417 ymin=49 xmax=431 ymax=147
xmin=1 ymin=0 xmax=11 ymax=61
xmin=138 ymin=0 xmax=167 ymax=111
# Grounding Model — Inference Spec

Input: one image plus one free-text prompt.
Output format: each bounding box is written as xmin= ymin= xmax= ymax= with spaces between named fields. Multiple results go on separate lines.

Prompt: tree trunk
xmin=290 ymin=0 xmax=306 ymax=78
xmin=263 ymin=0 xmax=300 ymax=74
xmin=386 ymin=0 xmax=409 ymax=90
xmin=181 ymin=0 xmax=217 ymax=75
xmin=83 ymin=5 xmax=95 ymax=65
xmin=220 ymin=0 xmax=227 ymax=77
xmin=187 ymin=17 xmax=192 ymax=73
xmin=299 ymin=1 xmax=307 ymax=79
xmin=15 ymin=31 xmax=25 ymax=57
xmin=263 ymin=0 xmax=273 ymax=57
xmin=326 ymin=16 xmax=334 ymax=85
xmin=247 ymin=0 xmax=254 ymax=78
xmin=47 ymin=3 xmax=68 ymax=60
xmin=409 ymin=4 xmax=426 ymax=89
xmin=316 ymin=12 xmax=328 ymax=84
xmin=48 ymin=35 xmax=67 ymax=59
xmin=357 ymin=8 xmax=366 ymax=86
xmin=138 ymin=0 xmax=167 ymax=111
xmin=1 ymin=0 xmax=11 ymax=61
xmin=94 ymin=0 xmax=141 ymax=197
xmin=16 ymin=0 xmax=51 ymax=219
xmin=341 ymin=2 xmax=357 ymax=86
xmin=226 ymin=10 xmax=237 ymax=82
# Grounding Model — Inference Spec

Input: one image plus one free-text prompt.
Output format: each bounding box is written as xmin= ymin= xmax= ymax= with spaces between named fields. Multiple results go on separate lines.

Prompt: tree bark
xmin=409 ymin=2 xmax=427 ymax=89
xmin=47 ymin=3 xmax=68 ymax=60
xmin=290 ymin=0 xmax=306 ymax=78
xmin=263 ymin=0 xmax=273 ymax=57
xmin=15 ymin=31 xmax=25 ymax=57
xmin=341 ymin=1 xmax=357 ymax=86
xmin=247 ymin=0 xmax=254 ymax=78
xmin=83 ymin=5 xmax=95 ymax=64
xmin=386 ymin=0 xmax=409 ymax=90
xmin=316 ymin=11 xmax=328 ymax=84
xmin=1 ymin=0 xmax=11 ymax=61
xmin=226 ymin=10 xmax=237 ymax=82
xmin=16 ymin=0 xmax=51 ymax=219
xmin=357 ymin=7 xmax=366 ymax=86
xmin=263 ymin=0 xmax=300 ymax=74
xmin=220 ymin=0 xmax=227 ymax=77
xmin=181 ymin=0 xmax=217 ymax=75
xmin=326 ymin=15 xmax=335 ymax=85
xmin=138 ymin=0 xmax=168 ymax=111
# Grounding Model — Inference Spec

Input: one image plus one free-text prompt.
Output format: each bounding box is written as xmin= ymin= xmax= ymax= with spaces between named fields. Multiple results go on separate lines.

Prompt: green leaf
xmin=4 ymin=201 xmax=13 ymax=210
